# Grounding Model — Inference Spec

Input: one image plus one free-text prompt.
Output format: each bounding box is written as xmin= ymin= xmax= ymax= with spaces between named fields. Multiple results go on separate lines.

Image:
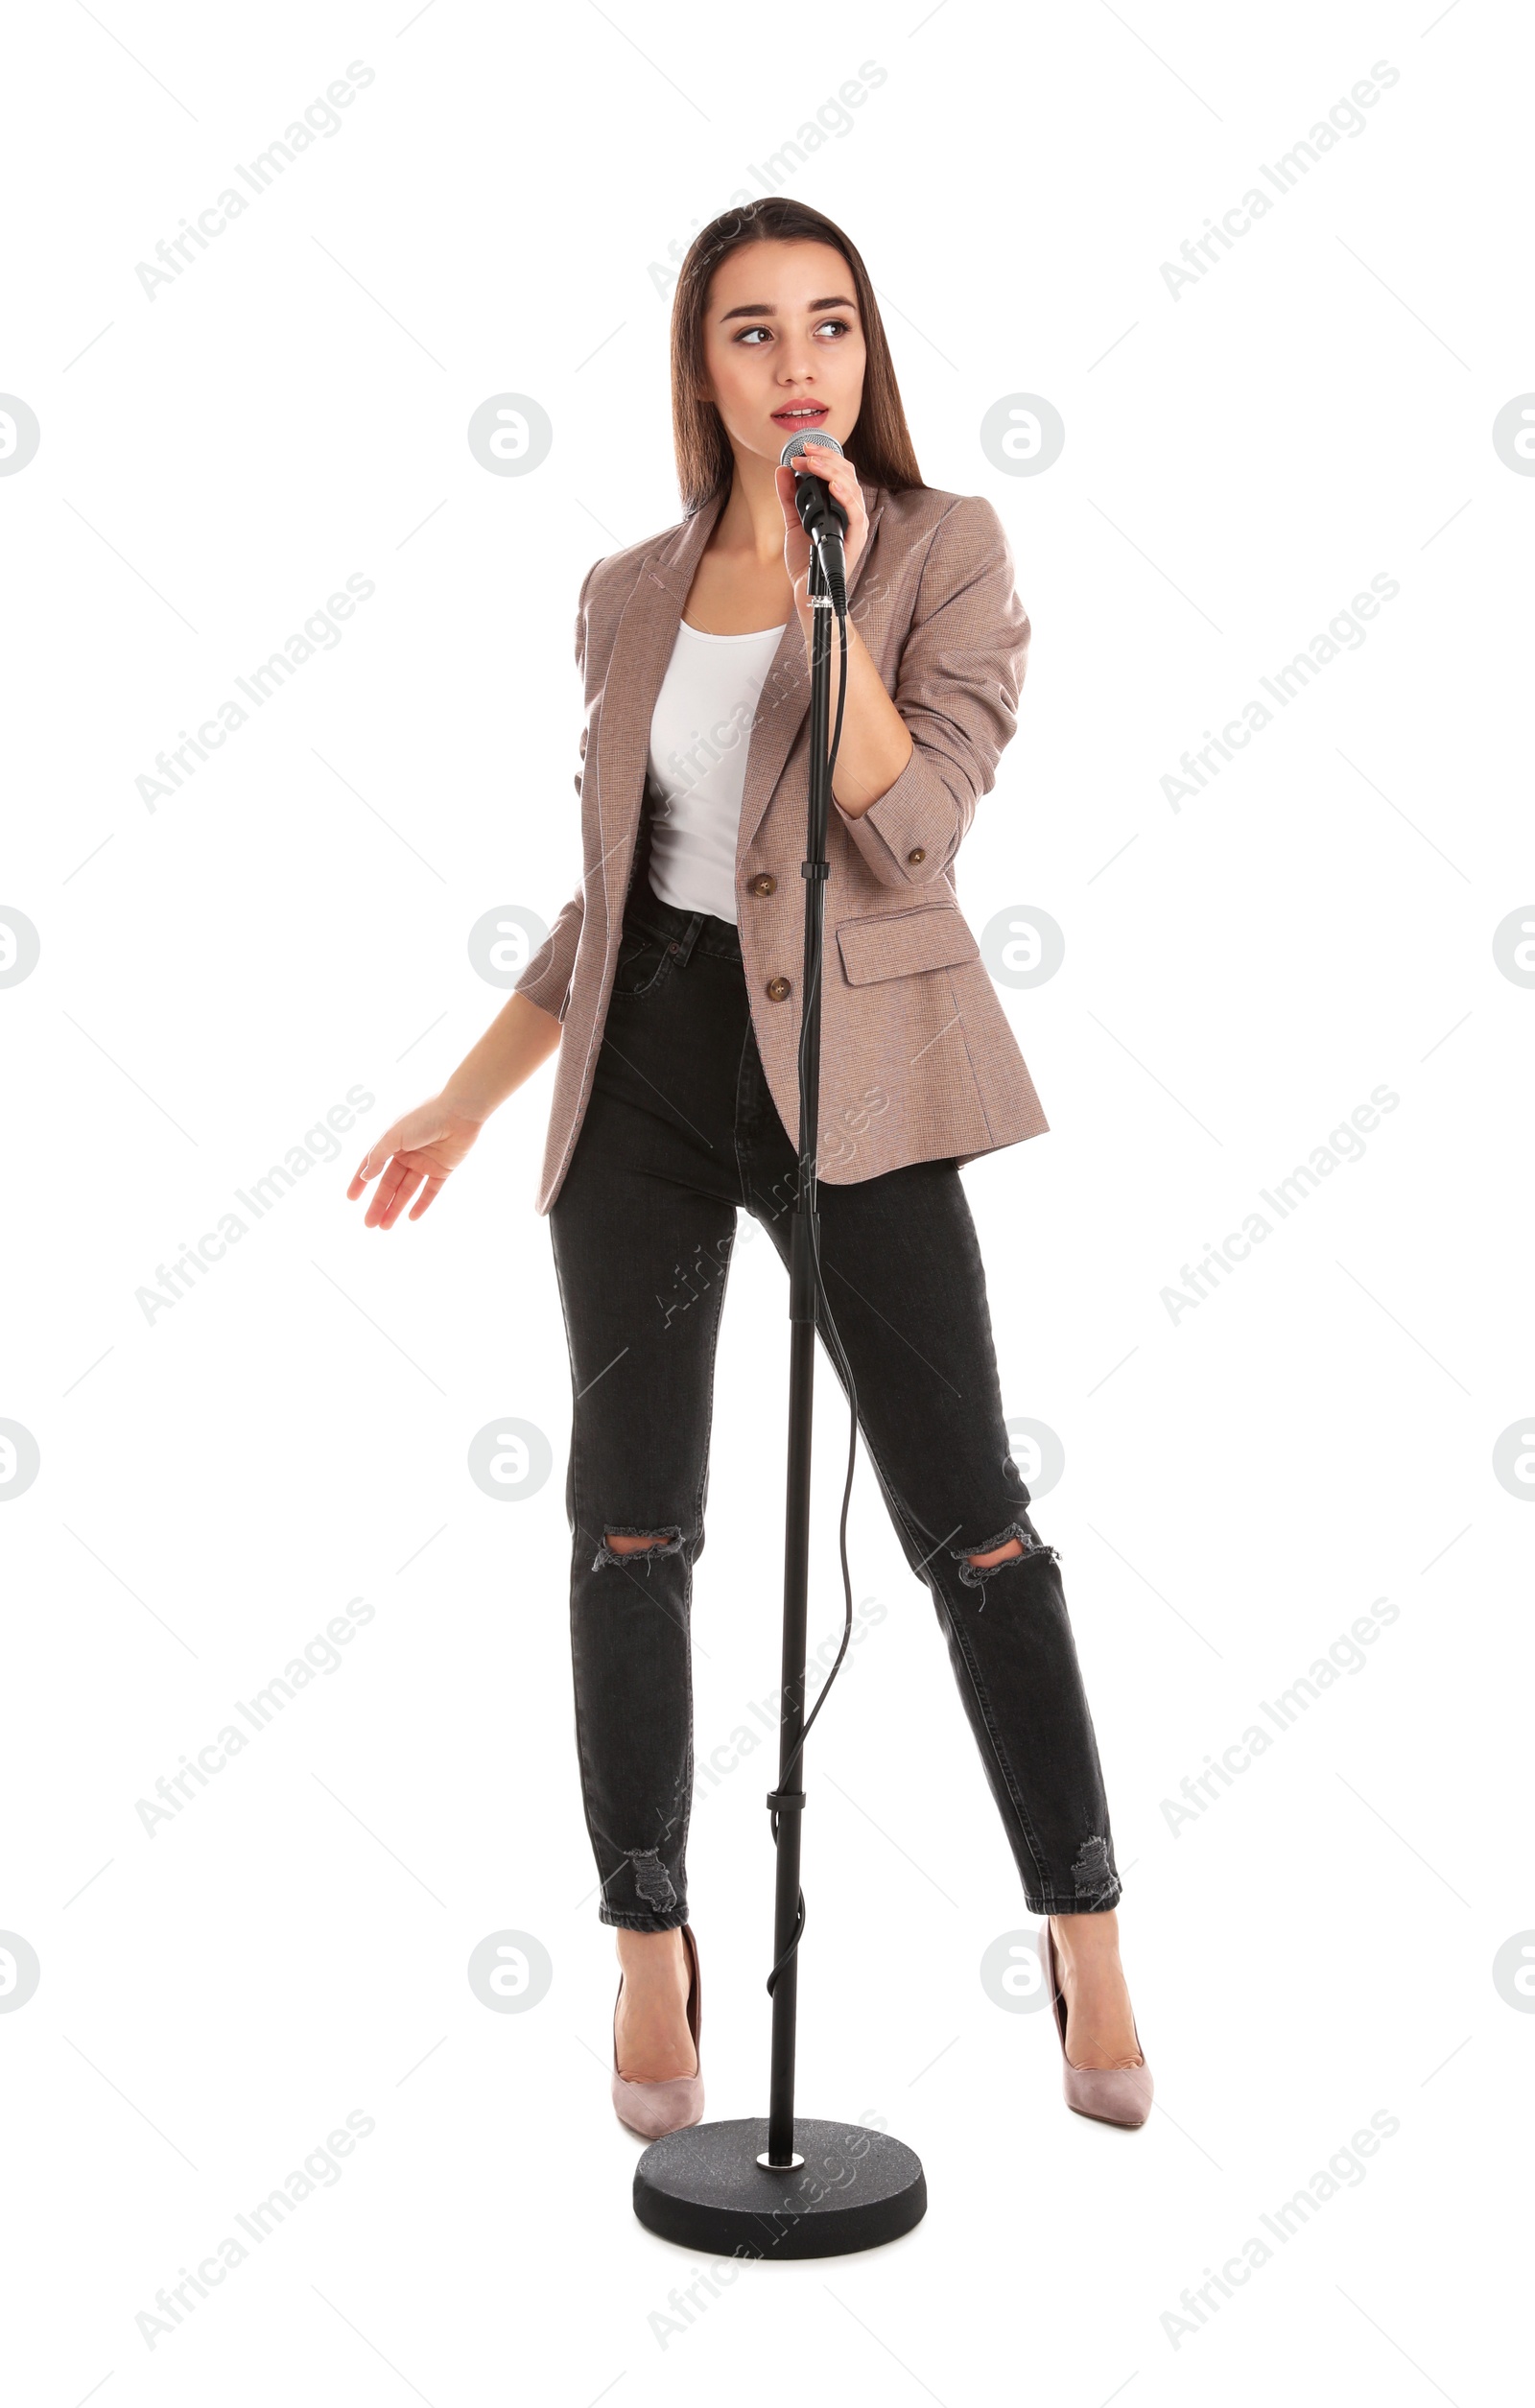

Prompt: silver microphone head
xmin=778 ymin=428 xmax=844 ymax=467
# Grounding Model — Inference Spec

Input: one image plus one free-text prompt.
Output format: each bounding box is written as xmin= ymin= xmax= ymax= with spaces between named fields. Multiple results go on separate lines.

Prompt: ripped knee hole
xmin=966 ymin=1537 xmax=1026 ymax=1570
xmin=952 ymin=1520 xmax=1062 ymax=1597
xmin=593 ymin=1524 xmax=685 ymax=1570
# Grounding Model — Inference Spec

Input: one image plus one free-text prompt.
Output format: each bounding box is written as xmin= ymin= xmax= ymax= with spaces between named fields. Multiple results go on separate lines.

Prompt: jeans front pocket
xmin=611 ymin=921 xmax=680 ymax=1001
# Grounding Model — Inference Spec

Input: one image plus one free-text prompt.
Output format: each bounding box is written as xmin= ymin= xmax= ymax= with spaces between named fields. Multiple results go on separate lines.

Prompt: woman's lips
xmin=771 ymin=404 xmax=829 ymax=427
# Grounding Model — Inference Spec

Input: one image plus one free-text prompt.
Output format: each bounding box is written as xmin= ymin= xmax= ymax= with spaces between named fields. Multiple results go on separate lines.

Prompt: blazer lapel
xmin=588 ymin=492 xmax=723 ymax=927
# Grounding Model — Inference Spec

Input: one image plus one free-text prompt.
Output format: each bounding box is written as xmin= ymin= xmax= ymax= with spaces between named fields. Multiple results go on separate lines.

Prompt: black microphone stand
xmin=630 ymin=543 xmax=928 ymax=2259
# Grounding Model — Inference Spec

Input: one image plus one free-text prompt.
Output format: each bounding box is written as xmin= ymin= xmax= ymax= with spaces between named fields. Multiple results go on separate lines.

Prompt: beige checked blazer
xmin=512 ymin=477 xmax=1050 ymax=1215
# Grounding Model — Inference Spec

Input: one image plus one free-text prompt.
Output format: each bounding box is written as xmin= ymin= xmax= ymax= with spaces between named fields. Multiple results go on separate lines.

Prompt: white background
xmin=1 ymin=1 xmax=1528 ymax=2400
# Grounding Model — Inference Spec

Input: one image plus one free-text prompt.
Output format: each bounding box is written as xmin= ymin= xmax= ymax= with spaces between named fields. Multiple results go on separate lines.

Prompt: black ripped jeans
xmin=547 ymin=885 xmax=1122 ymax=1931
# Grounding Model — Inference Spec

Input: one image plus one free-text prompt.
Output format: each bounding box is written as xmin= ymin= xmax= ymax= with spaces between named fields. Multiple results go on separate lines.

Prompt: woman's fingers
xmin=347 ymin=1102 xmax=481 ymax=1228
xmin=348 ymin=1132 xmax=415 ymax=1226
xmin=363 ymin=1158 xmax=401 ymax=1226
xmin=791 ymin=441 xmax=857 ymax=501
xmin=789 ymin=442 xmax=860 ymax=504
xmin=784 ymin=452 xmax=845 ymax=508
xmin=780 ymin=444 xmax=867 ymax=579
xmin=369 ymin=1157 xmax=426 ymax=1229
xmin=350 ymin=1110 xmax=423 ymax=1186
xmin=347 ymin=1145 xmax=388 ymax=1201
xmin=774 ymin=462 xmax=809 ymax=528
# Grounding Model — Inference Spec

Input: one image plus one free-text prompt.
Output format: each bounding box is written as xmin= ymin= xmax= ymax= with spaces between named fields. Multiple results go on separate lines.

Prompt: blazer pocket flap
xmin=836 ymin=904 xmax=980 ymax=986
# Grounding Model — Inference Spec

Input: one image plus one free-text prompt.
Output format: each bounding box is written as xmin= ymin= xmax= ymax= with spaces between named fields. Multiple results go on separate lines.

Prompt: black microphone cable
xmin=765 ymin=590 xmax=861 ymax=2000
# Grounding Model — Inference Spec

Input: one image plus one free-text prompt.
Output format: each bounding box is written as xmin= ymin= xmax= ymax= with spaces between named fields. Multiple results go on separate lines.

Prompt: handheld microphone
xmin=779 ymin=429 xmax=848 ymax=610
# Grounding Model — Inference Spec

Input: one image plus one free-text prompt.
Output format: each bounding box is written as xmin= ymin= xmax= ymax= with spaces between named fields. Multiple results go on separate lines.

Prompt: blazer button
xmin=749 ymin=872 xmax=777 ymax=896
xmin=766 ymin=975 xmax=792 ymax=1002
xmin=908 ymin=846 xmax=926 ymax=864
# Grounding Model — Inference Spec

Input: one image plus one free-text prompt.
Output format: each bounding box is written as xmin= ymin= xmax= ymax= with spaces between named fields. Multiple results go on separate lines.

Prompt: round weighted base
xmin=632 ymin=2117 xmax=926 ymax=2259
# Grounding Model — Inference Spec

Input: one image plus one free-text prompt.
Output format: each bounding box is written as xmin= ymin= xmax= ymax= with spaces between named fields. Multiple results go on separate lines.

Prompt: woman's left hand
xmin=774 ymin=440 xmax=869 ymax=613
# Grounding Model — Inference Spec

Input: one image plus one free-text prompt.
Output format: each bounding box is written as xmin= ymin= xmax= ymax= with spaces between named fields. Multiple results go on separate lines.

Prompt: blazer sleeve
xmin=511 ymin=557 xmax=602 ymax=1020
xmin=836 ymin=494 xmax=1030 ymax=890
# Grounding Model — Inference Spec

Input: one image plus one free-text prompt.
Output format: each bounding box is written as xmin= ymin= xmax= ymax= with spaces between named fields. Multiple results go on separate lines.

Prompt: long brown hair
xmin=670 ymin=197 xmax=925 ymax=516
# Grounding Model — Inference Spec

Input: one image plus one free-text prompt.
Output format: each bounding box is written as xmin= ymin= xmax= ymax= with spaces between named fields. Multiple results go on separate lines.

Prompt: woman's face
xmin=698 ymin=238 xmax=866 ymax=470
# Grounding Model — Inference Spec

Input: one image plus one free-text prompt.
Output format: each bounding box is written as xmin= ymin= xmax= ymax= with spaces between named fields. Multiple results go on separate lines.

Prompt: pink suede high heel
xmin=610 ymin=1923 xmax=704 ymax=2140
xmin=1041 ymin=1917 xmax=1152 ymax=2129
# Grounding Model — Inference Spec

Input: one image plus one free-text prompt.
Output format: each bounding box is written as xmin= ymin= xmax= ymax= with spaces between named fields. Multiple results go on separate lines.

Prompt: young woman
xmin=347 ymin=198 xmax=1150 ymax=2137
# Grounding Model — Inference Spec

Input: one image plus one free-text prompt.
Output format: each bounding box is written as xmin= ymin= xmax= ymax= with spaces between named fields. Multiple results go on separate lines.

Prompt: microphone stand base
xmin=632 ymin=2116 xmax=926 ymax=2260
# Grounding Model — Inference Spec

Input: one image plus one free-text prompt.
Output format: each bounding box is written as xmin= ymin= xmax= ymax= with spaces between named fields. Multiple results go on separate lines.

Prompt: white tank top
xmin=646 ymin=618 xmax=787 ymax=925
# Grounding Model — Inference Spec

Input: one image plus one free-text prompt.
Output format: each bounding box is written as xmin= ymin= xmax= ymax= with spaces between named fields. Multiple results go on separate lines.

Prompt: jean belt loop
xmin=673 ymin=910 xmax=705 ymax=967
